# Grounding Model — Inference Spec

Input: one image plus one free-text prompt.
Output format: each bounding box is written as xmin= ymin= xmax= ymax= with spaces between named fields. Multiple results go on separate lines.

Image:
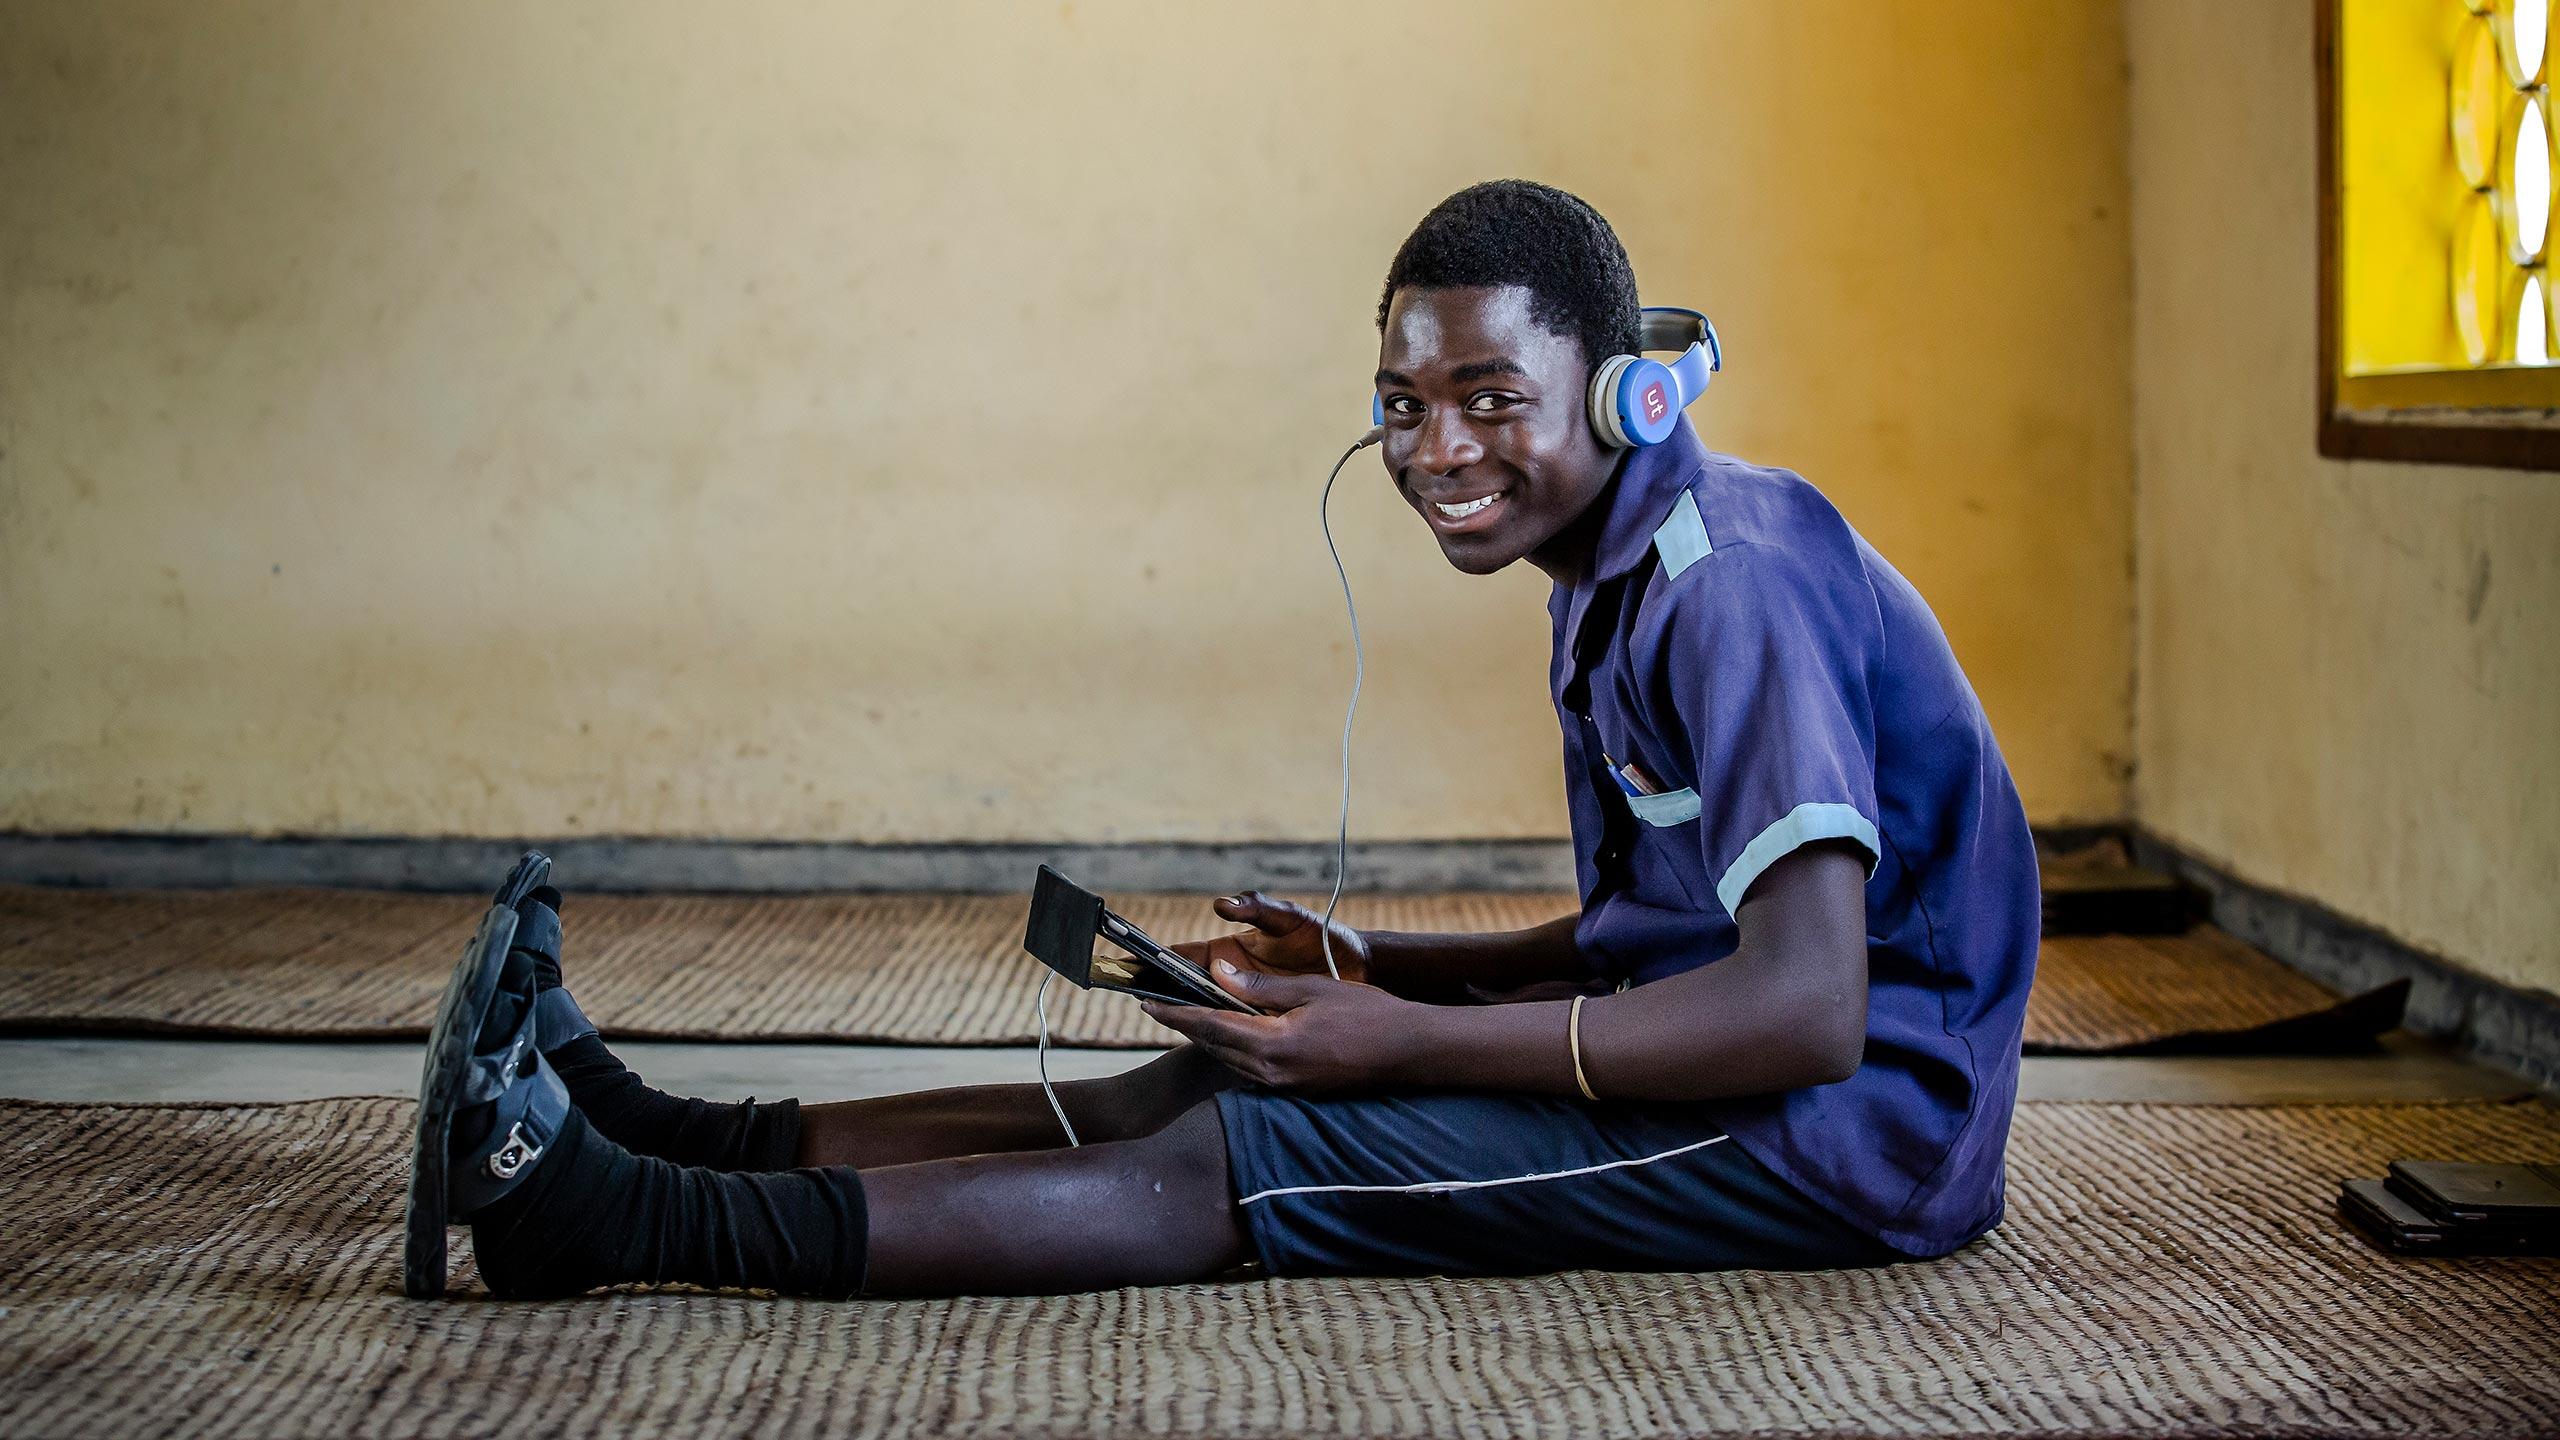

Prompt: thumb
xmin=1213 ymin=890 xmax=1312 ymax=937
xmin=1213 ymin=958 xmax=1331 ymax=1010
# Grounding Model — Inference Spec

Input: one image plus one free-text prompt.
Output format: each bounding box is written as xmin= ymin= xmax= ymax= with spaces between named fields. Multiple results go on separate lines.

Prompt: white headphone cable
xmin=1038 ymin=425 xmax=1379 ymax=1150
xmin=1316 ymin=426 xmax=1383 ymax=980
xmin=1036 ymin=970 xmax=1079 ymax=1148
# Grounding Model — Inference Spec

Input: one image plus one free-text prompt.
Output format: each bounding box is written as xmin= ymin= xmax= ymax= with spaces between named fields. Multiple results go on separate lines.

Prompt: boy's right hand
xmin=1175 ymin=891 xmax=1373 ymax=986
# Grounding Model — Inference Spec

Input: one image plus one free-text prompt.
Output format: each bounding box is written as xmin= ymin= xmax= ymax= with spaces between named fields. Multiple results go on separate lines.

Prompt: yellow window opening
xmin=2335 ymin=0 xmax=2560 ymax=416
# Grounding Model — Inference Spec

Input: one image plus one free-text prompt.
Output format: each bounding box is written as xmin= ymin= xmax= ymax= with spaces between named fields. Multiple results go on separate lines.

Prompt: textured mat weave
xmin=0 ymin=888 xmax=1568 ymax=1045
xmin=1 ymin=886 xmax=2380 ymax=1053
xmin=3 ymin=1097 xmax=2556 ymax=1438
xmin=2024 ymin=929 xmax=2402 ymax=1055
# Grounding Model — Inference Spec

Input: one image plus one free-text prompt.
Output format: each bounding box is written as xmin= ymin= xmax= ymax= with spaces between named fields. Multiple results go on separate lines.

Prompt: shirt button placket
xmin=1581 ymin=711 xmax=1630 ymax=870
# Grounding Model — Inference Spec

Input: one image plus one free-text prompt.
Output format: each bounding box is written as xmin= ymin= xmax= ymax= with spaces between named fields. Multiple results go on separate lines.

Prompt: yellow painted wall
xmin=1 ymin=1 xmax=2131 ymax=843
xmin=2128 ymin=1 xmax=2560 ymax=994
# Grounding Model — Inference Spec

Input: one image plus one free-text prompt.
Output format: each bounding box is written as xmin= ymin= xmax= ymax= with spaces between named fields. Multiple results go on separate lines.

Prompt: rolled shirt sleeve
xmin=1665 ymin=543 xmax=1884 ymax=918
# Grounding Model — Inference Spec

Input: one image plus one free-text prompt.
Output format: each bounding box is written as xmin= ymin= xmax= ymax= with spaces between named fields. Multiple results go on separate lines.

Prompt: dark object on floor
xmin=2034 ymin=977 xmax=2411 ymax=1058
xmin=2387 ymin=1159 xmax=2560 ymax=1225
xmin=2038 ymin=839 xmax=2197 ymax=935
xmin=9 ymin=1096 xmax=2560 ymax=1437
xmin=2023 ymin=928 xmax=2406 ymax=1056
xmin=2339 ymin=1170 xmax=2560 ymax=1256
xmin=2337 ymin=1178 xmax=2537 ymax=1255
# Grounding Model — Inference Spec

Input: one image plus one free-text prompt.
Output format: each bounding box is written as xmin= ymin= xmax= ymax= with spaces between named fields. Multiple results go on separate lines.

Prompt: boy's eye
xmin=1382 ymin=392 xmax=1523 ymax=418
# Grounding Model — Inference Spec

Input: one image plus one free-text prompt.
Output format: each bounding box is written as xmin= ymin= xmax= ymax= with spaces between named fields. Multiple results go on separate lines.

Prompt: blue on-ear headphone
xmin=1589 ymin=307 xmax=1722 ymax=448
xmin=1370 ymin=305 xmax=1722 ymax=449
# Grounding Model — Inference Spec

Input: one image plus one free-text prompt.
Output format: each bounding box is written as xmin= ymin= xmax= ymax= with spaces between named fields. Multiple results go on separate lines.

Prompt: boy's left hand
xmin=1141 ymin=960 xmax=1415 ymax=1093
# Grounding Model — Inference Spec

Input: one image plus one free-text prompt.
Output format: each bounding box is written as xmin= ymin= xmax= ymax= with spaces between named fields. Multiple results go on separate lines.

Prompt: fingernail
xmin=1217 ymin=959 xmax=1237 ymax=975
xmin=1219 ymin=894 xmax=1247 ymax=907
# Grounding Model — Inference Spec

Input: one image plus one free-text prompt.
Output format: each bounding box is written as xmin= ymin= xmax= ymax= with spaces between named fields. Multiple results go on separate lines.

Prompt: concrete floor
xmin=0 ymin=1031 xmax=2531 ymax=1106
xmin=0 ymin=1036 xmax=1142 ymax=1104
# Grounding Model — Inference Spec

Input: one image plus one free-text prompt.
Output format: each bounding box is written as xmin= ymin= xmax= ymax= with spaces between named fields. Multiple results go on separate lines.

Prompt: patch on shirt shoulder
xmin=1651 ymin=490 xmax=1713 ymax=579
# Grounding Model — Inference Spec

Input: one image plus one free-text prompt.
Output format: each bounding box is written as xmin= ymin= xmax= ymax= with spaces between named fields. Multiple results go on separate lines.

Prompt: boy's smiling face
xmin=1374 ymin=284 xmax=1622 ymax=578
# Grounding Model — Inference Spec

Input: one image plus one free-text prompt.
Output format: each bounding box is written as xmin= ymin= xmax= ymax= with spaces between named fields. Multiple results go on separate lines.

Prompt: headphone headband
xmin=1639 ymin=307 xmax=1710 ymax=354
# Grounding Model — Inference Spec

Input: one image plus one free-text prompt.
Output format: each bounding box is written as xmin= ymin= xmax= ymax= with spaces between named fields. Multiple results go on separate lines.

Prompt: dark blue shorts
xmin=1214 ymin=1088 xmax=1897 ymax=1277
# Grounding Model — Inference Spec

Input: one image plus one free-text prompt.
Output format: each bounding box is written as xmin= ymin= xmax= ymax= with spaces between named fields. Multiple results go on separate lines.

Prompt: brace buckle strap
xmin=485 ymin=1121 xmax=544 ymax=1180
xmin=449 ymin=1046 xmax=571 ymax=1217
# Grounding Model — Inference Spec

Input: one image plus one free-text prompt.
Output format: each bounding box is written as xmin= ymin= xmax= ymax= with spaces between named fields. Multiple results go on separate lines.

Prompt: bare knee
xmin=1122 ymin=1100 xmax=1238 ymax=1219
xmin=1060 ymin=1045 xmax=1233 ymax=1144
xmin=860 ymin=1096 xmax=1244 ymax=1295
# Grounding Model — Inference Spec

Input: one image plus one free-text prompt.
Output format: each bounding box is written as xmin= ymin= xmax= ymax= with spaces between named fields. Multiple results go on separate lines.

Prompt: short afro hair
xmin=1377 ymin=180 xmax=1642 ymax=380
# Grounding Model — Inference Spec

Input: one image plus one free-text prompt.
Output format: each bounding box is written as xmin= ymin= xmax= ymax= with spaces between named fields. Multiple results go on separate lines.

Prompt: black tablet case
xmin=1021 ymin=864 xmax=1251 ymax=1011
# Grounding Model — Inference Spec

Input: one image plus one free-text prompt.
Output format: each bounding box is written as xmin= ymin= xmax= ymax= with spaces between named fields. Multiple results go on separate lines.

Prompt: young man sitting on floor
xmin=424 ymin=180 xmax=2040 ymax=1299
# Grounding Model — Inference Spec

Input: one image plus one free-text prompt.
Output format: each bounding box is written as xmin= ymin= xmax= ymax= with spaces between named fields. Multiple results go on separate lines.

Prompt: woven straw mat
xmin=3 ymin=1096 xmax=2556 ymax=1437
xmin=3 ymin=886 xmax=2350 ymax=1053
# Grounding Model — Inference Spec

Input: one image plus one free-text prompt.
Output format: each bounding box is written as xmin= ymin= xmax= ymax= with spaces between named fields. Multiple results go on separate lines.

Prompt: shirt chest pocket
xmin=1600 ymin=732 xmax=1707 ymax=910
xmin=1625 ymin=787 xmax=1702 ymax=827
xmin=1620 ymin=788 xmax=1707 ymax=911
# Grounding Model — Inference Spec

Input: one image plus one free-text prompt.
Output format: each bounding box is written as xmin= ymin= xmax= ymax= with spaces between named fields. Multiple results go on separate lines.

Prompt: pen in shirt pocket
xmin=1602 ymin=752 xmax=1665 ymax=797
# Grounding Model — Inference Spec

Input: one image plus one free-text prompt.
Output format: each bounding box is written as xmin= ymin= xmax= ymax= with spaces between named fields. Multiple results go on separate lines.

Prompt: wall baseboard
xmin=0 ymin=832 xmax=1579 ymax=895
xmin=0 ymin=824 xmax=2135 ymax=895
xmin=2131 ymin=831 xmax=2560 ymax=1094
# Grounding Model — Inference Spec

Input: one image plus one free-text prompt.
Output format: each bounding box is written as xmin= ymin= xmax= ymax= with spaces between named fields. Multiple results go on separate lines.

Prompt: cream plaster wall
xmin=2127 ymin=1 xmax=2560 ymax=994
xmin=2 ymin=2 xmax=2131 ymax=843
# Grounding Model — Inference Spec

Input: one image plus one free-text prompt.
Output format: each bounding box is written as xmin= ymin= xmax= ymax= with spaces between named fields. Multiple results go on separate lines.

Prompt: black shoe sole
xmin=492 ymin=849 xmax=553 ymax=910
xmin=402 ymin=851 xmax=551 ymax=1299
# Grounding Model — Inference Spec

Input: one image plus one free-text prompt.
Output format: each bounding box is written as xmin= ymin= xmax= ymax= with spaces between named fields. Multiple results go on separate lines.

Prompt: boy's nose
xmin=1410 ymin=406 xmax=1484 ymax=477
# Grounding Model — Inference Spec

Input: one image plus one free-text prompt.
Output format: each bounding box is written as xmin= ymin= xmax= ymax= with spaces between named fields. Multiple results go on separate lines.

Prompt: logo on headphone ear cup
xmin=1588 ymin=354 xmax=1681 ymax=449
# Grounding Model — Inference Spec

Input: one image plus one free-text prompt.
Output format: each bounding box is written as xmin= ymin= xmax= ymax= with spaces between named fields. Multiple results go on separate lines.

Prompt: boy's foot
xmin=408 ymin=857 xmax=863 ymax=1301
xmin=497 ymin=859 xmax=801 ymax=1172
xmin=403 ymin=877 xmax=573 ymax=1298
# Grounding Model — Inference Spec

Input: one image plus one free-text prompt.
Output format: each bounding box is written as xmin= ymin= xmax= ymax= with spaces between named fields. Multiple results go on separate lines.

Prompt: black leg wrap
xmin=509 ymin=884 xmax=803 ymax=1172
xmin=546 ymin=1034 xmax=804 ymax=1171
xmin=469 ymin=1109 xmax=867 ymax=1300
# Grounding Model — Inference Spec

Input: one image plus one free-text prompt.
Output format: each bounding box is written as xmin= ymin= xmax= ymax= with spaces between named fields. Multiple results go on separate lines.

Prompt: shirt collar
xmin=1577 ymin=416 xmax=1711 ymax=591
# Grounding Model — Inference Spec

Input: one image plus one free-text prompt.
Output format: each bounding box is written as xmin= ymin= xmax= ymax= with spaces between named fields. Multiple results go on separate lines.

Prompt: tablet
xmin=1020 ymin=864 xmax=1257 ymax=1013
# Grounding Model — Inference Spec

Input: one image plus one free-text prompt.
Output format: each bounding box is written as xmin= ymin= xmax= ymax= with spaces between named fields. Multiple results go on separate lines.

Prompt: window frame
xmin=2318 ymin=0 xmax=2560 ymax=470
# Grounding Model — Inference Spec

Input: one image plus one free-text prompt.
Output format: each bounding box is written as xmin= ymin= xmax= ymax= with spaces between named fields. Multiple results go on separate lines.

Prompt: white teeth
xmin=1434 ymin=494 xmax=1500 ymax=519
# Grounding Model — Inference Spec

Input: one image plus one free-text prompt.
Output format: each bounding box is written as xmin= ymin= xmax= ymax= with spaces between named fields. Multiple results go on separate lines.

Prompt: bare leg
xmin=858 ymin=1099 xmax=1248 ymax=1295
xmin=796 ymin=1044 xmax=1235 ymax=1169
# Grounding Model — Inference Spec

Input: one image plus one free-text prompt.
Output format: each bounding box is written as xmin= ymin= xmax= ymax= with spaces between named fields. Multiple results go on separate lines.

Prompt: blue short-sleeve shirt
xmin=1551 ymin=418 xmax=2039 ymax=1258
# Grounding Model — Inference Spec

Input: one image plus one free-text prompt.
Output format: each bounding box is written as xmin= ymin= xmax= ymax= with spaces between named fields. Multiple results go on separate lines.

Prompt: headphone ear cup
xmin=1587 ymin=354 xmax=1636 ymax=448
xmin=1594 ymin=355 xmax=1681 ymax=449
xmin=1371 ymin=393 xmax=1385 ymax=429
